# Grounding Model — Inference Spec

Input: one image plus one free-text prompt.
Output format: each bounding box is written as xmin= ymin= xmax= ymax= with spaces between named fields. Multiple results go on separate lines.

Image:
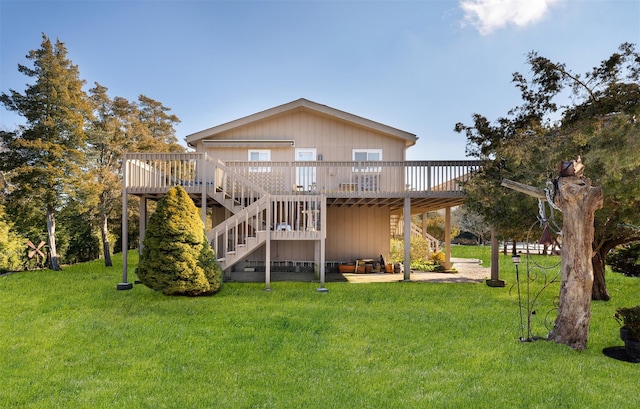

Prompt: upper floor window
xmin=249 ymin=149 xmax=271 ymax=172
xmin=353 ymin=149 xmax=382 ymax=162
xmin=353 ymin=149 xmax=382 ymax=172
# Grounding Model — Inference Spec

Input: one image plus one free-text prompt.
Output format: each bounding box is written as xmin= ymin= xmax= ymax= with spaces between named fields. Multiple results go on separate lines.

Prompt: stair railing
xmin=201 ymin=154 xmax=268 ymax=209
xmin=208 ymin=195 xmax=270 ymax=263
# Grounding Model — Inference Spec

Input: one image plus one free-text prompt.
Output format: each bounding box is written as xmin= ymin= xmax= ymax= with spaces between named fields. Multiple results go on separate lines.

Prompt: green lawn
xmin=1 ymin=248 xmax=638 ymax=408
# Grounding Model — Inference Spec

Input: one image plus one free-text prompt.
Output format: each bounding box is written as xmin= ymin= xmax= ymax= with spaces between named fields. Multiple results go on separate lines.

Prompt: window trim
xmin=352 ymin=148 xmax=382 ymax=172
xmin=248 ymin=149 xmax=271 ymax=172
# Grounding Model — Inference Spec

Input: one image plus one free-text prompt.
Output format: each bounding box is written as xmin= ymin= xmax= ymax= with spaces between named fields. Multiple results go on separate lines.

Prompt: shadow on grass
xmin=602 ymin=346 xmax=640 ymax=363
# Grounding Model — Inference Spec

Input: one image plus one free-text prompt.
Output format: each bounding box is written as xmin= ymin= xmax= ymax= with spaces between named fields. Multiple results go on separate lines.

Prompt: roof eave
xmin=185 ymin=98 xmax=417 ymax=145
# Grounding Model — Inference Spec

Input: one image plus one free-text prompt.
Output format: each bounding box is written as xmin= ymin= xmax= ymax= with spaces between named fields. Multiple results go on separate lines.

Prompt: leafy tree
xmin=452 ymin=205 xmax=491 ymax=245
xmin=136 ymin=186 xmax=222 ymax=296
xmin=419 ymin=211 xmax=460 ymax=242
xmin=0 ymin=34 xmax=92 ymax=270
xmin=87 ymin=85 xmax=184 ymax=266
xmin=86 ymin=83 xmax=133 ymax=266
xmin=56 ymin=196 xmax=100 ymax=265
xmin=457 ymin=42 xmax=640 ymax=301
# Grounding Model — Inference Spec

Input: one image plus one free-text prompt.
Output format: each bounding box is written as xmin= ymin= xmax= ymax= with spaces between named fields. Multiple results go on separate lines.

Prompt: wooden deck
xmin=120 ymin=153 xmax=481 ymax=286
xmin=123 ymin=153 xmax=479 ymax=212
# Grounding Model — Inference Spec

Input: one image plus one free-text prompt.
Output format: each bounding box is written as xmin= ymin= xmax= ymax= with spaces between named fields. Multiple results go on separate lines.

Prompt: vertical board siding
xmin=326 ymin=206 xmax=390 ymax=261
xmin=201 ymin=110 xmax=407 ymax=162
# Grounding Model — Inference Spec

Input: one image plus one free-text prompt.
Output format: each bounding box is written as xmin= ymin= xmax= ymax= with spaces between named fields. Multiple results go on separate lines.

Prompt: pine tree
xmin=0 ymin=34 xmax=92 ymax=271
xmin=457 ymin=42 xmax=640 ymax=301
xmin=136 ymin=186 xmax=222 ymax=296
xmin=135 ymin=95 xmax=183 ymax=152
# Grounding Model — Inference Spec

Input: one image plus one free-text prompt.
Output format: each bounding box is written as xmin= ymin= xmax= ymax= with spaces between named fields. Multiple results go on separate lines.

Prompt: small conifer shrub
xmin=136 ymin=186 xmax=222 ymax=296
xmin=607 ymin=243 xmax=640 ymax=277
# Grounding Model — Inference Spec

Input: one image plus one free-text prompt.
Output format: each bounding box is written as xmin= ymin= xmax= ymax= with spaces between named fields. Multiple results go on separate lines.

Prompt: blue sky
xmin=1 ymin=0 xmax=638 ymax=160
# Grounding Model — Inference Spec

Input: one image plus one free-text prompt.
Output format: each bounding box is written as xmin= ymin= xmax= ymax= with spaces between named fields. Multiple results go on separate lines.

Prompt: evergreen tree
xmin=136 ymin=186 xmax=222 ymax=296
xmin=0 ymin=34 xmax=92 ymax=270
xmin=457 ymin=42 xmax=640 ymax=300
xmin=135 ymin=95 xmax=183 ymax=152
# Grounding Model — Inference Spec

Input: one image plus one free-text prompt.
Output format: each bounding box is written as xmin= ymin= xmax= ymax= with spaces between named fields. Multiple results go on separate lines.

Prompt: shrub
xmin=0 ymin=206 xmax=25 ymax=272
xmin=431 ymin=251 xmax=445 ymax=265
xmin=136 ymin=186 xmax=222 ymax=296
xmin=607 ymin=243 xmax=640 ymax=277
xmin=615 ymin=305 xmax=640 ymax=341
xmin=390 ymin=236 xmax=443 ymax=271
xmin=389 ymin=238 xmax=404 ymax=264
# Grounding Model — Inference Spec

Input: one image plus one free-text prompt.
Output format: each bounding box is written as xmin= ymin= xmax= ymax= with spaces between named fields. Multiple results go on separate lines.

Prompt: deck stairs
xmin=206 ymin=195 xmax=271 ymax=271
xmin=200 ymin=157 xmax=325 ymax=271
xmin=203 ymin=156 xmax=267 ymax=214
xmin=390 ymin=215 xmax=440 ymax=253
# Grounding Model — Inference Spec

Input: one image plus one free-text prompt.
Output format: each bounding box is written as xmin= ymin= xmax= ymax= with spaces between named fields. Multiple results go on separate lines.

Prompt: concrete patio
xmin=226 ymin=257 xmax=491 ymax=284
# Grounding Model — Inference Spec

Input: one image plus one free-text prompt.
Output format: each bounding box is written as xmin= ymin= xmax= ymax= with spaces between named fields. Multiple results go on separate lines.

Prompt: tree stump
xmin=547 ymin=175 xmax=603 ymax=350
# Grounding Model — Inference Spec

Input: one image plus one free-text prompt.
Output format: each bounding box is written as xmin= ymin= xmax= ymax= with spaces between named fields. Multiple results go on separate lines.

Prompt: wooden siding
xmin=240 ymin=206 xmax=390 ymax=264
xmin=198 ymin=110 xmax=406 ymax=162
xmin=243 ymin=241 xmax=315 ymax=264
xmin=326 ymin=206 xmax=391 ymax=262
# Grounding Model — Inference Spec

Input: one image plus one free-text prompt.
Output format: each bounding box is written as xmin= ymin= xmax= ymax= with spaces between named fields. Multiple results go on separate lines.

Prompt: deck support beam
xmin=265 ymin=203 xmax=272 ymax=291
xmin=201 ymin=155 xmax=207 ymax=226
xmin=118 ymin=156 xmax=133 ymax=290
xmin=316 ymin=197 xmax=328 ymax=292
xmin=403 ymin=197 xmax=411 ymax=281
xmin=486 ymin=227 xmax=505 ymax=287
xmin=444 ymin=207 xmax=452 ymax=270
xmin=139 ymin=197 xmax=147 ymax=255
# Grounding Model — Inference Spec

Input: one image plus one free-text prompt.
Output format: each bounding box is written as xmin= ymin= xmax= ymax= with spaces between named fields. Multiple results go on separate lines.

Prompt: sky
xmin=1 ymin=0 xmax=638 ymax=160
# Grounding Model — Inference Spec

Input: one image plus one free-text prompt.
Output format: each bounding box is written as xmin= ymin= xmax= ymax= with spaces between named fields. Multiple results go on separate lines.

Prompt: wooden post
xmin=139 ymin=196 xmax=146 ymax=255
xmin=265 ymin=198 xmax=272 ymax=292
xmin=117 ymin=155 xmax=133 ymax=290
xmin=444 ymin=207 xmax=452 ymax=270
xmin=403 ymin=197 xmax=411 ymax=281
xmin=317 ymin=197 xmax=328 ymax=292
xmin=486 ymin=227 xmax=505 ymax=287
xmin=548 ymin=175 xmax=603 ymax=350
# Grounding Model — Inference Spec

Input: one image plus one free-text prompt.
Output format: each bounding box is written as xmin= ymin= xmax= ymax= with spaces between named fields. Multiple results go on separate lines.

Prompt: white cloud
xmin=460 ymin=0 xmax=561 ymax=35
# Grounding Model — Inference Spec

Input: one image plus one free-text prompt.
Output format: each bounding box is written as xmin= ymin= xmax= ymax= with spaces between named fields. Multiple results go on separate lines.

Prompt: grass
xmin=1 ymin=248 xmax=638 ymax=408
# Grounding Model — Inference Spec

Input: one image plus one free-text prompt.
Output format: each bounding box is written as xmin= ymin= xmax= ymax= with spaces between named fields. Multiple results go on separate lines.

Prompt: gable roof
xmin=185 ymin=98 xmax=417 ymax=147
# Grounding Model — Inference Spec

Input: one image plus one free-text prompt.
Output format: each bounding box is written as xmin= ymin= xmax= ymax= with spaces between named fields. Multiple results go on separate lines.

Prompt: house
xmin=119 ymin=98 xmax=480 ymax=290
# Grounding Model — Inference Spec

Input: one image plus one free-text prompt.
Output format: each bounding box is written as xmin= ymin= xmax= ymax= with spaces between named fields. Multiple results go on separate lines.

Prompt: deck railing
xmin=123 ymin=153 xmax=480 ymax=198
xmin=123 ymin=153 xmax=267 ymax=204
xmin=227 ymin=160 xmax=480 ymax=196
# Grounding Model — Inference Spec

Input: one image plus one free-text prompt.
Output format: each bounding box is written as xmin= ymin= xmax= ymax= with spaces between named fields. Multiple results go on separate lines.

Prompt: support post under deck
xmin=403 ymin=197 xmax=411 ymax=281
xmin=118 ymin=157 xmax=133 ymax=290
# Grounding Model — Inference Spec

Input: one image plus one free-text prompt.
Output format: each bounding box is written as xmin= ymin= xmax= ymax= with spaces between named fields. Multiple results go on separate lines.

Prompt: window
xmin=353 ymin=149 xmax=381 ymax=162
xmin=352 ymin=149 xmax=382 ymax=172
xmin=248 ymin=149 xmax=271 ymax=172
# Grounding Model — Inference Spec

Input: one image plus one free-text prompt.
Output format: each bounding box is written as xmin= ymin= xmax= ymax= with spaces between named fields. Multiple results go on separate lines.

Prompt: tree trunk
xmin=101 ymin=209 xmax=113 ymax=267
xmin=548 ymin=176 xmax=603 ymax=350
xmin=591 ymin=249 xmax=610 ymax=301
xmin=47 ymin=205 xmax=61 ymax=271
